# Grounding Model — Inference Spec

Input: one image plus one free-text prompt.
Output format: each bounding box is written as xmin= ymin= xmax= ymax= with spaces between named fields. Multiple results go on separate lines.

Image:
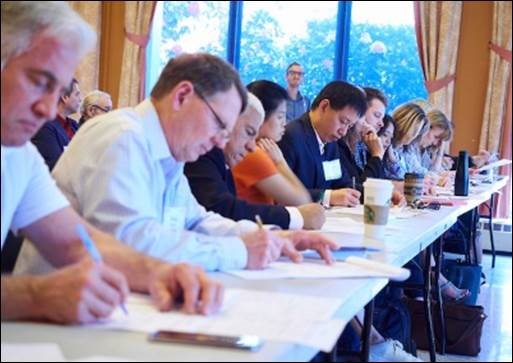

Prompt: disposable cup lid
xmin=363 ymin=178 xmax=393 ymax=189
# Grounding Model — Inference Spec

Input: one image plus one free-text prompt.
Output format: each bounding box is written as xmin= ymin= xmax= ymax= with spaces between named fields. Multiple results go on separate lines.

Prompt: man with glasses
xmin=17 ymin=53 xmax=336 ymax=275
xmin=285 ymin=62 xmax=310 ymax=123
xmin=31 ymin=78 xmax=81 ymax=170
xmin=79 ymin=90 xmax=113 ymax=127
xmin=3 ymin=1 xmax=223 ymax=324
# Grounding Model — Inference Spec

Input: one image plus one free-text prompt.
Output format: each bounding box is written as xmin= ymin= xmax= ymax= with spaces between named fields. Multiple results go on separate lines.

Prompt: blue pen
xmin=76 ymin=224 xmax=128 ymax=315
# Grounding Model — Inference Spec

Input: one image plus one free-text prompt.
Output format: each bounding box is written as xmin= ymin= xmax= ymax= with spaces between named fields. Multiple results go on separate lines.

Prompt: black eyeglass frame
xmin=195 ymin=89 xmax=228 ymax=136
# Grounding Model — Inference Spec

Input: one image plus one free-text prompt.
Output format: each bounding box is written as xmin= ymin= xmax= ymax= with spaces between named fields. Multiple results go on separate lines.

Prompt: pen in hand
xmin=352 ymin=176 xmax=356 ymax=190
xmin=255 ymin=215 xmax=264 ymax=230
xmin=76 ymin=224 xmax=128 ymax=315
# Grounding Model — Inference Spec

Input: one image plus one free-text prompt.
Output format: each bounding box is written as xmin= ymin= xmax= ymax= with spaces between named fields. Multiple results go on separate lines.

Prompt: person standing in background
xmin=285 ymin=62 xmax=310 ymax=123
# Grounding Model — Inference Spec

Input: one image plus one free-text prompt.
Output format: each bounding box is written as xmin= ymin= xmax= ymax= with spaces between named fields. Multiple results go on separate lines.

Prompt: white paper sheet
xmin=310 ymin=230 xmax=366 ymax=249
xmin=325 ymin=205 xmax=365 ymax=217
xmin=71 ymin=357 xmax=136 ymax=362
xmin=90 ymin=289 xmax=346 ymax=353
xmin=326 ymin=205 xmax=424 ymax=220
xmin=322 ymin=217 xmax=365 ymax=234
xmin=321 ymin=216 xmax=403 ymax=236
xmin=1 ymin=343 xmax=66 ymax=362
xmin=226 ymin=257 xmax=409 ymax=281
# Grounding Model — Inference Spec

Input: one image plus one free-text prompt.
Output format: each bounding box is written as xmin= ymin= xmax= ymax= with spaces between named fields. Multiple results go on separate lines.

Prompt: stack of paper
xmin=226 ymin=257 xmax=410 ymax=281
xmin=91 ymin=289 xmax=347 ymax=352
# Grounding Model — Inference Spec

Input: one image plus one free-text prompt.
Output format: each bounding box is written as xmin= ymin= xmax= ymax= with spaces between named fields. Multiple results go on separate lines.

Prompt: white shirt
xmin=1 ymin=143 xmax=69 ymax=248
xmin=312 ymin=123 xmax=333 ymax=207
xmin=51 ymin=99 xmax=255 ymax=271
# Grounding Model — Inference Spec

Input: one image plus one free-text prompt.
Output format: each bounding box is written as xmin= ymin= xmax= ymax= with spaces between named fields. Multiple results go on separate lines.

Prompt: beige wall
xmin=451 ymin=1 xmax=494 ymax=155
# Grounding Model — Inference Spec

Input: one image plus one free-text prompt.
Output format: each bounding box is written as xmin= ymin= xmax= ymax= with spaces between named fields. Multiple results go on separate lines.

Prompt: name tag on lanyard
xmin=322 ymin=159 xmax=342 ymax=181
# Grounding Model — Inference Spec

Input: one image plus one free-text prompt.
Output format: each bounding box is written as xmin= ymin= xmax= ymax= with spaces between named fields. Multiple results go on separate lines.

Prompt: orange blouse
xmin=232 ymin=147 xmax=278 ymax=204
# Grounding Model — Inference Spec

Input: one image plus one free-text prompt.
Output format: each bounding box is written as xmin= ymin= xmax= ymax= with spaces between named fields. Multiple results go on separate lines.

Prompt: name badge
xmin=322 ymin=159 xmax=342 ymax=181
xmin=163 ymin=207 xmax=186 ymax=231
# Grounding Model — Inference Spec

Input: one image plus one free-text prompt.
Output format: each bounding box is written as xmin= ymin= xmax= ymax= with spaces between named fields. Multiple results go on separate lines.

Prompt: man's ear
xmin=86 ymin=105 xmax=95 ymax=117
xmin=319 ymin=99 xmax=330 ymax=113
xmin=169 ymin=80 xmax=195 ymax=111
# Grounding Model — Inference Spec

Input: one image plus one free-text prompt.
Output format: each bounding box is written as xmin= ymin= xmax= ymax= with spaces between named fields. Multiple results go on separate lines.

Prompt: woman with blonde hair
xmin=383 ymin=102 xmax=430 ymax=179
xmin=410 ymin=101 xmax=454 ymax=172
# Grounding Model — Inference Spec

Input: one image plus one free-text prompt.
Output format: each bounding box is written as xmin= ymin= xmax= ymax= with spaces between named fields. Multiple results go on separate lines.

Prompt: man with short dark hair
xmin=279 ymin=81 xmax=366 ymax=207
xmin=31 ymin=78 xmax=81 ymax=170
xmin=285 ymin=62 xmax=310 ymax=123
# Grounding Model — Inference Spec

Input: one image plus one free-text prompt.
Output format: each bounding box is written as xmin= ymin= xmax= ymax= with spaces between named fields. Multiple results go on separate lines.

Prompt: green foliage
xmin=161 ymin=1 xmax=228 ymax=61
xmin=239 ymin=10 xmax=337 ymax=99
xmin=159 ymin=2 xmax=427 ymax=111
xmin=348 ymin=23 xmax=427 ymax=111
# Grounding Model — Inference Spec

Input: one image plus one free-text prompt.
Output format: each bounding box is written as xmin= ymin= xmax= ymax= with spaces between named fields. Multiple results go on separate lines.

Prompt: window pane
xmin=239 ymin=1 xmax=338 ymax=99
xmin=147 ymin=1 xmax=229 ymax=94
xmin=348 ymin=1 xmax=427 ymax=111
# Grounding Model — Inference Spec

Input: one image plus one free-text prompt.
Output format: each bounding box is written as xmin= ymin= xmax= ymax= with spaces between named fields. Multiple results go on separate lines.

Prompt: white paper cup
xmin=363 ymin=178 xmax=394 ymax=240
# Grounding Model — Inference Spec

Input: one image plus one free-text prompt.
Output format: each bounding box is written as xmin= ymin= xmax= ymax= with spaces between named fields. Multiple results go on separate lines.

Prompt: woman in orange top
xmin=233 ymin=80 xmax=311 ymax=206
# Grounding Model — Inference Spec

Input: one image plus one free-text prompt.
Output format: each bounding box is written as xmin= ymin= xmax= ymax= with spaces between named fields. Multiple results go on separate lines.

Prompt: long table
xmin=1 ymin=176 xmax=509 ymax=362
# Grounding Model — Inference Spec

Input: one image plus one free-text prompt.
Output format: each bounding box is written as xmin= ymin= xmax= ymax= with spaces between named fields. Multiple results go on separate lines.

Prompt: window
xmin=347 ymin=1 xmax=427 ymax=111
xmin=148 ymin=1 xmax=427 ymax=109
xmin=146 ymin=1 xmax=229 ymax=94
xmin=239 ymin=1 xmax=338 ymax=100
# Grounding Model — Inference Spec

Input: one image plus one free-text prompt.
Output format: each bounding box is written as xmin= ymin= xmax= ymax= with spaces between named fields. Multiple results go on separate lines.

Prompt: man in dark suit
xmin=278 ymin=81 xmax=366 ymax=207
xmin=185 ymin=93 xmax=325 ymax=230
xmin=31 ymin=78 xmax=81 ymax=170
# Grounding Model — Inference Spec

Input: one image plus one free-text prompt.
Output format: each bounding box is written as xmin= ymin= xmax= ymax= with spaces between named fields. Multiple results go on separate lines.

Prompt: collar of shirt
xmin=134 ymin=99 xmax=181 ymax=177
xmin=287 ymin=90 xmax=305 ymax=102
xmin=56 ymin=113 xmax=75 ymax=139
xmin=134 ymin=99 xmax=173 ymax=161
xmin=311 ymin=122 xmax=327 ymax=155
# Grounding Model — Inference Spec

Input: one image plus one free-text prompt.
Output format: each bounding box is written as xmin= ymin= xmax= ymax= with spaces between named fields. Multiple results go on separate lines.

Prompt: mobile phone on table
xmin=149 ymin=330 xmax=263 ymax=351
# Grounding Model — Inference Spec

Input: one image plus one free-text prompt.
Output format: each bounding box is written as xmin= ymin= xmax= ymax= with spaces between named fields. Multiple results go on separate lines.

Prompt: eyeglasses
xmin=195 ymin=89 xmax=230 ymax=140
xmin=91 ymin=104 xmax=111 ymax=113
xmin=287 ymin=70 xmax=304 ymax=77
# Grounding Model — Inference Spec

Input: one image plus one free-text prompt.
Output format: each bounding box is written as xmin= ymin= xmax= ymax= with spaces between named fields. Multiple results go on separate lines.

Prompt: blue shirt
xmin=49 ymin=99 xmax=255 ymax=271
xmin=286 ymin=91 xmax=310 ymax=123
xmin=385 ymin=144 xmax=429 ymax=180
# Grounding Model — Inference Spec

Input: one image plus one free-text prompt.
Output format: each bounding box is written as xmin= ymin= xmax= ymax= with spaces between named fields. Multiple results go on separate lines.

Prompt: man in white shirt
xmin=15 ymin=53 xmax=336 ymax=273
xmin=1 ymin=1 xmax=222 ymax=324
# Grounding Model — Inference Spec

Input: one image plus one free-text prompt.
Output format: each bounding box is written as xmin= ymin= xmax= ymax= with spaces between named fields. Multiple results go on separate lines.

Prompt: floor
xmin=417 ymin=253 xmax=512 ymax=362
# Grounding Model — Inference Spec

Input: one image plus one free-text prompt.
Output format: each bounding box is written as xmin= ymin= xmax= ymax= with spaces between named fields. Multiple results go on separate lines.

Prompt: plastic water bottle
xmin=454 ymin=150 xmax=469 ymax=196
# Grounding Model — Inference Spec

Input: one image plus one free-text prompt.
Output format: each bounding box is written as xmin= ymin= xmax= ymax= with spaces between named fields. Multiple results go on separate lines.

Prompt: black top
xmin=278 ymin=113 xmax=352 ymax=201
xmin=184 ymin=147 xmax=291 ymax=229
xmin=337 ymin=139 xmax=385 ymax=192
xmin=31 ymin=118 xmax=78 ymax=170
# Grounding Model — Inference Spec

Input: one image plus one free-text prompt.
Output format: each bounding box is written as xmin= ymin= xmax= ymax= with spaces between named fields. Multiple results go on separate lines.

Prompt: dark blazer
xmin=278 ymin=114 xmax=351 ymax=201
xmin=31 ymin=118 xmax=78 ymax=170
xmin=184 ymin=147 xmax=291 ymax=229
xmin=337 ymin=139 xmax=385 ymax=192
